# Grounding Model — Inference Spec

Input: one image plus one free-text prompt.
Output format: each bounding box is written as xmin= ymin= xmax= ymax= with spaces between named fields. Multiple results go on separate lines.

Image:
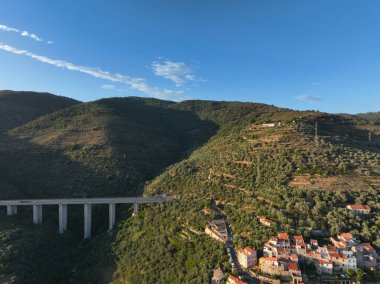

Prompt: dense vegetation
xmin=0 ymin=212 xmax=77 ymax=283
xmin=0 ymin=91 xmax=379 ymax=283
xmin=1 ymin=97 xmax=217 ymax=198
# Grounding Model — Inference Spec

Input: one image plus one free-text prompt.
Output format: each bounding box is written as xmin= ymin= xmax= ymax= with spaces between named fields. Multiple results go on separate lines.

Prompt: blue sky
xmin=0 ymin=0 xmax=379 ymax=113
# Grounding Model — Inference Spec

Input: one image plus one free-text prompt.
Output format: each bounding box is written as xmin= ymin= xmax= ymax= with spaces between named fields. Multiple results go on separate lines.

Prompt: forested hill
xmin=0 ymin=90 xmax=80 ymax=133
xmin=0 ymin=93 xmax=379 ymax=283
xmin=0 ymin=96 xmax=218 ymax=199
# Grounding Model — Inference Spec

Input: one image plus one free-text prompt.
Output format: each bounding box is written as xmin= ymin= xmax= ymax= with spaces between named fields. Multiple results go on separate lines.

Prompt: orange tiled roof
xmin=238 ymin=247 xmax=255 ymax=256
xmin=228 ymin=275 xmax=247 ymax=284
xmin=363 ymin=243 xmax=375 ymax=251
xmin=347 ymin=204 xmax=370 ymax=210
xmin=288 ymin=262 xmax=300 ymax=271
xmin=320 ymin=259 xmax=333 ymax=265
xmin=278 ymin=232 xmax=289 ymax=240
xmin=327 ymin=246 xmax=338 ymax=252
xmin=294 ymin=236 xmax=304 ymax=241
xmin=213 ymin=268 xmax=224 ymax=278
xmin=340 ymin=233 xmax=353 ymax=240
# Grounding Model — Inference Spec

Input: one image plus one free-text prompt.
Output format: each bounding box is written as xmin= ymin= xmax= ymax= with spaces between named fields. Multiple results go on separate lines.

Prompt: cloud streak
xmin=152 ymin=59 xmax=196 ymax=86
xmin=296 ymin=95 xmax=321 ymax=102
xmin=101 ymin=84 xmax=115 ymax=90
xmin=0 ymin=24 xmax=49 ymax=43
xmin=0 ymin=43 xmax=187 ymax=101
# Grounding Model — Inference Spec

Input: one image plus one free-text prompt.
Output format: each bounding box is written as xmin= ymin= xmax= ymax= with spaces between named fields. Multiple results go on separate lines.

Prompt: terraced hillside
xmin=106 ymin=103 xmax=380 ymax=283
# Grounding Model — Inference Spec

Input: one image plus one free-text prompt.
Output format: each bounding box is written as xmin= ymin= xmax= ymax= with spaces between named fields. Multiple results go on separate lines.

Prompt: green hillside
xmin=0 ymin=94 xmax=379 ymax=283
xmin=110 ymin=103 xmax=380 ymax=283
xmin=0 ymin=90 xmax=80 ymax=133
xmin=1 ymin=97 xmax=217 ymax=199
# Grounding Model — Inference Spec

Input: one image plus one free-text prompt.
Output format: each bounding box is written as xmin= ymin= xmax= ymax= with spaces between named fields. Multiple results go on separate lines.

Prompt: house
xmin=211 ymin=267 xmax=225 ymax=284
xmin=318 ymin=259 xmax=333 ymax=275
xmin=226 ymin=275 xmax=247 ymax=284
xmin=295 ymin=242 xmax=307 ymax=255
xmin=259 ymin=216 xmax=275 ymax=227
xmin=333 ymin=254 xmax=357 ymax=272
xmin=259 ymin=257 xmax=284 ymax=275
xmin=290 ymin=254 xmax=299 ymax=263
xmin=205 ymin=219 xmax=229 ymax=243
xmin=310 ymin=239 xmax=318 ymax=248
xmin=354 ymin=243 xmax=378 ymax=271
xmin=237 ymin=247 xmax=257 ymax=268
xmin=330 ymin=233 xmax=358 ymax=249
xmin=263 ymin=233 xmax=291 ymax=257
xmin=294 ymin=236 xmax=304 ymax=244
xmin=346 ymin=204 xmax=371 ymax=214
xmin=259 ymin=257 xmax=304 ymax=284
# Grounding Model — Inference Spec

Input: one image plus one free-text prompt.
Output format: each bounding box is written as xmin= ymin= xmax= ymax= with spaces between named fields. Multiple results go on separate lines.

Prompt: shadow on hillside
xmin=0 ymin=90 xmax=79 ymax=133
xmin=0 ymin=100 xmax=219 ymax=282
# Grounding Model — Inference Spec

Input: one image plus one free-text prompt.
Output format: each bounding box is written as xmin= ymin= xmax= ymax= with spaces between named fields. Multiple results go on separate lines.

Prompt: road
xmin=211 ymin=202 xmax=258 ymax=284
xmin=0 ymin=195 xmax=173 ymax=206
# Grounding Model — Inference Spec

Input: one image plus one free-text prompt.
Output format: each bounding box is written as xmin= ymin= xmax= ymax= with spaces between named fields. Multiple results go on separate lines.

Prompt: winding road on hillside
xmin=211 ymin=202 xmax=258 ymax=284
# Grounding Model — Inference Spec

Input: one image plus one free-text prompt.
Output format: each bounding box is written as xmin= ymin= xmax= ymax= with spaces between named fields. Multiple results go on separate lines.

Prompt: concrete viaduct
xmin=0 ymin=195 xmax=173 ymax=239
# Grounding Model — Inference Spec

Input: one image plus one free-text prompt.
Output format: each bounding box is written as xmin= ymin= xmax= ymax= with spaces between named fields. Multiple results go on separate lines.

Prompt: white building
xmin=237 ymin=247 xmax=257 ymax=268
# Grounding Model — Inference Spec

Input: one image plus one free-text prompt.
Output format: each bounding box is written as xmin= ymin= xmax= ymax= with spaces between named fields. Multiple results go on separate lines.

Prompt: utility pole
xmin=369 ymin=131 xmax=372 ymax=145
xmin=315 ymin=121 xmax=318 ymax=146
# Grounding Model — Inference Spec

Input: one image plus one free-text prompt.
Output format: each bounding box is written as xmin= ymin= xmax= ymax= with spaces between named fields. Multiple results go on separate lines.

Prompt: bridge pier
xmin=33 ymin=204 xmax=43 ymax=224
xmin=109 ymin=203 xmax=115 ymax=231
xmin=84 ymin=203 xmax=92 ymax=239
xmin=133 ymin=202 xmax=139 ymax=214
xmin=58 ymin=204 xmax=68 ymax=234
xmin=1 ymin=196 xmax=172 ymax=237
xmin=6 ymin=205 xmax=17 ymax=216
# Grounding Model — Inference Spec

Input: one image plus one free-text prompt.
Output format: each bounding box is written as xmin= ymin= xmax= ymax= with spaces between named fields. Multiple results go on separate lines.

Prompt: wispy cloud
xmin=0 ymin=43 xmax=187 ymax=101
xmin=0 ymin=24 xmax=18 ymax=33
xmin=0 ymin=24 xmax=50 ymax=44
xmin=311 ymin=82 xmax=320 ymax=86
xmin=152 ymin=59 xmax=196 ymax=86
xmin=296 ymin=95 xmax=321 ymax=102
xmin=20 ymin=31 xmax=43 ymax=42
xmin=101 ymin=84 xmax=115 ymax=90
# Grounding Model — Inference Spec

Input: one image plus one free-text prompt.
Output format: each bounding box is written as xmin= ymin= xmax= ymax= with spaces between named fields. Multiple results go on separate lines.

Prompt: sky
xmin=0 ymin=0 xmax=380 ymax=114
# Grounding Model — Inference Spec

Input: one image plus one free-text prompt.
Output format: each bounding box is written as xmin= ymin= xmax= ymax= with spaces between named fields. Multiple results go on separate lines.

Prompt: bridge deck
xmin=0 ymin=195 xmax=173 ymax=206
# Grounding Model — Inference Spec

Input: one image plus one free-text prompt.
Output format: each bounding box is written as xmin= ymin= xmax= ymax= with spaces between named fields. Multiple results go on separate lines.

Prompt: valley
xmin=0 ymin=91 xmax=379 ymax=283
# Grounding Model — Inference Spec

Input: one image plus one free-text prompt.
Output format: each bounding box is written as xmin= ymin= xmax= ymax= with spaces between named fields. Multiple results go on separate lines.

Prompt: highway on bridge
xmin=0 ymin=195 xmax=173 ymax=238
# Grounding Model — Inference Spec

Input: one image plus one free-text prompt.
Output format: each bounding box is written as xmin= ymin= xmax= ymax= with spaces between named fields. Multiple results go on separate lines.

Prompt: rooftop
xmin=228 ymin=275 xmax=247 ymax=284
xmin=213 ymin=267 xmax=224 ymax=279
xmin=347 ymin=204 xmax=371 ymax=210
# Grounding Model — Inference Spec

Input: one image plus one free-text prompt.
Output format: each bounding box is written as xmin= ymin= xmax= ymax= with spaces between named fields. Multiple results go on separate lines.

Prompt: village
xmin=206 ymin=204 xmax=379 ymax=284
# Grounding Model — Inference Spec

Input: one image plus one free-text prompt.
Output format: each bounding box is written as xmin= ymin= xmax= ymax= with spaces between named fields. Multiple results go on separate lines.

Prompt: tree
xmin=356 ymin=268 xmax=363 ymax=284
